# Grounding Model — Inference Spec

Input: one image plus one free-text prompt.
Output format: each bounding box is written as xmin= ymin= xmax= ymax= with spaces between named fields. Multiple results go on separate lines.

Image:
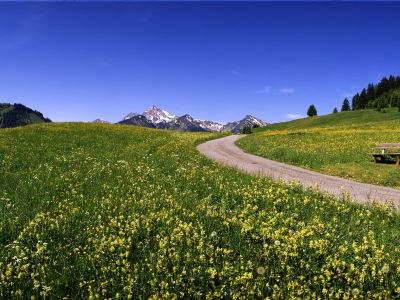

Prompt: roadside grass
xmin=1 ymin=123 xmax=400 ymax=298
xmin=237 ymin=108 xmax=400 ymax=188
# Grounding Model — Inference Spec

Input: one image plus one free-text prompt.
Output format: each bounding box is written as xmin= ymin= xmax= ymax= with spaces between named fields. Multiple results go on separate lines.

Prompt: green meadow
xmin=1 ymin=123 xmax=400 ymax=299
xmin=237 ymin=108 xmax=400 ymax=188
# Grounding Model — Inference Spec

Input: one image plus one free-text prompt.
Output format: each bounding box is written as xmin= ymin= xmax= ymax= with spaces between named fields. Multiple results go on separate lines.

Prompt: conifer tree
xmin=341 ymin=98 xmax=351 ymax=111
xmin=352 ymin=93 xmax=360 ymax=110
xmin=367 ymin=83 xmax=376 ymax=102
xmin=333 ymin=107 xmax=338 ymax=114
xmin=359 ymin=89 xmax=368 ymax=109
xmin=307 ymin=105 xmax=317 ymax=117
xmin=389 ymin=75 xmax=396 ymax=90
xmin=376 ymin=76 xmax=389 ymax=97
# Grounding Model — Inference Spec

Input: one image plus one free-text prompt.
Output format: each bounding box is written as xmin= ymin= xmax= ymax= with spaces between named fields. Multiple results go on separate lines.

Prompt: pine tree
xmin=388 ymin=75 xmax=396 ymax=90
xmin=333 ymin=107 xmax=338 ymax=114
xmin=359 ymin=89 xmax=368 ymax=109
xmin=307 ymin=105 xmax=317 ymax=117
xmin=376 ymin=76 xmax=389 ymax=97
xmin=341 ymin=98 xmax=351 ymax=111
xmin=352 ymin=93 xmax=360 ymax=110
xmin=366 ymin=83 xmax=376 ymax=102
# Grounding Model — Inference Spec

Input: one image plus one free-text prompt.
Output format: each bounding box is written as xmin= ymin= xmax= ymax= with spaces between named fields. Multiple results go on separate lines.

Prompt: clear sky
xmin=1 ymin=1 xmax=400 ymax=124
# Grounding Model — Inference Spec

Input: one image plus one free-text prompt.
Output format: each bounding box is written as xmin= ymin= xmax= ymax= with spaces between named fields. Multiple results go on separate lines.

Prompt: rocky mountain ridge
xmin=118 ymin=105 xmax=267 ymax=133
xmin=93 ymin=118 xmax=110 ymax=124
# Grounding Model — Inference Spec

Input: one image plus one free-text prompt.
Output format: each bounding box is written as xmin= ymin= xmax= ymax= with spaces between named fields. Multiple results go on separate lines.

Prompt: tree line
xmin=307 ymin=75 xmax=400 ymax=117
xmin=351 ymin=75 xmax=400 ymax=110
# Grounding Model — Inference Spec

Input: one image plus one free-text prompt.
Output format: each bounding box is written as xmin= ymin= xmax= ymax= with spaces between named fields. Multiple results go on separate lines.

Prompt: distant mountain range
xmin=0 ymin=102 xmax=266 ymax=133
xmin=115 ymin=105 xmax=267 ymax=133
xmin=0 ymin=103 xmax=51 ymax=128
xmin=93 ymin=118 xmax=110 ymax=124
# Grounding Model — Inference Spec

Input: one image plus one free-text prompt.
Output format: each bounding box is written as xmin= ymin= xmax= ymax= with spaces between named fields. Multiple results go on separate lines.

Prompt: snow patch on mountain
xmin=93 ymin=118 xmax=110 ymax=124
xmin=196 ymin=120 xmax=224 ymax=132
xmin=143 ymin=105 xmax=176 ymax=123
xmin=119 ymin=105 xmax=267 ymax=133
xmin=123 ymin=112 xmax=139 ymax=120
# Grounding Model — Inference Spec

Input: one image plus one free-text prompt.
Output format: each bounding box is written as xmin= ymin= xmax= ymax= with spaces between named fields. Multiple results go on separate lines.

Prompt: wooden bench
xmin=371 ymin=144 xmax=400 ymax=165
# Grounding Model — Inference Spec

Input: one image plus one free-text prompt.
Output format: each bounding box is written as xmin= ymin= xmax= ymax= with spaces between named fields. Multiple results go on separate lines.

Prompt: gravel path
xmin=197 ymin=135 xmax=400 ymax=206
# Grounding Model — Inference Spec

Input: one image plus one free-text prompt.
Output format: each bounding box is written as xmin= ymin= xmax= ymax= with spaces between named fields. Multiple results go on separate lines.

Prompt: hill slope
xmin=253 ymin=107 xmax=400 ymax=131
xmin=0 ymin=123 xmax=399 ymax=298
xmin=0 ymin=103 xmax=51 ymax=128
xmin=238 ymin=108 xmax=400 ymax=187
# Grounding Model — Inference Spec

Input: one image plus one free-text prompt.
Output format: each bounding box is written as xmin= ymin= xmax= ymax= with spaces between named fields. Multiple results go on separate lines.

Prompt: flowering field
xmin=238 ymin=109 xmax=400 ymax=188
xmin=1 ymin=123 xmax=400 ymax=299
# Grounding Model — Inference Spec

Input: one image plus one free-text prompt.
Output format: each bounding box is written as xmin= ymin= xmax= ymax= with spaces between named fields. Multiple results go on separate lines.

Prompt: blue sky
xmin=0 ymin=2 xmax=400 ymax=124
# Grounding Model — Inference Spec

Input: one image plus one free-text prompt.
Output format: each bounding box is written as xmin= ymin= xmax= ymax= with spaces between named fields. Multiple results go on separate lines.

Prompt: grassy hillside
xmin=256 ymin=107 xmax=400 ymax=131
xmin=0 ymin=103 xmax=51 ymax=128
xmin=238 ymin=108 xmax=400 ymax=187
xmin=1 ymin=123 xmax=400 ymax=298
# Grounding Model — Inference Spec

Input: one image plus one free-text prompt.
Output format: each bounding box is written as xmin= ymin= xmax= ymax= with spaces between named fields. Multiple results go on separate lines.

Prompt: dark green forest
xmin=349 ymin=75 xmax=400 ymax=111
xmin=0 ymin=103 xmax=51 ymax=128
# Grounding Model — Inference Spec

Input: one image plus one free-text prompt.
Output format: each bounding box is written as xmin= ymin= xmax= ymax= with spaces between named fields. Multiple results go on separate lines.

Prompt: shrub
xmin=242 ymin=125 xmax=252 ymax=134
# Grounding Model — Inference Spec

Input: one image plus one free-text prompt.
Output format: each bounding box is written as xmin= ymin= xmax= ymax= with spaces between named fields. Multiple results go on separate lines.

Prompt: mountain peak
xmin=93 ymin=118 xmax=110 ymax=124
xmin=221 ymin=114 xmax=267 ymax=133
xmin=180 ymin=114 xmax=193 ymax=121
xmin=145 ymin=104 xmax=162 ymax=111
xmin=143 ymin=105 xmax=176 ymax=123
xmin=119 ymin=105 xmax=267 ymax=133
xmin=242 ymin=114 xmax=266 ymax=125
xmin=123 ymin=112 xmax=139 ymax=120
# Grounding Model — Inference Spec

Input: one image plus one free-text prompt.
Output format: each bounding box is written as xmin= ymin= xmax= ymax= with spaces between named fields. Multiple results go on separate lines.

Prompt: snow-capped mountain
xmin=222 ymin=115 xmax=267 ymax=133
xmin=118 ymin=105 xmax=267 ymax=133
xmin=93 ymin=118 xmax=110 ymax=124
xmin=197 ymin=120 xmax=224 ymax=132
xmin=143 ymin=105 xmax=176 ymax=124
xmin=123 ymin=112 xmax=139 ymax=120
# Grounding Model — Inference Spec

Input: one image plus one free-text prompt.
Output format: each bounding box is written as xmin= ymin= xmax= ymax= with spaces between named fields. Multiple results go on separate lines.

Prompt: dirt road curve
xmin=197 ymin=135 xmax=400 ymax=206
